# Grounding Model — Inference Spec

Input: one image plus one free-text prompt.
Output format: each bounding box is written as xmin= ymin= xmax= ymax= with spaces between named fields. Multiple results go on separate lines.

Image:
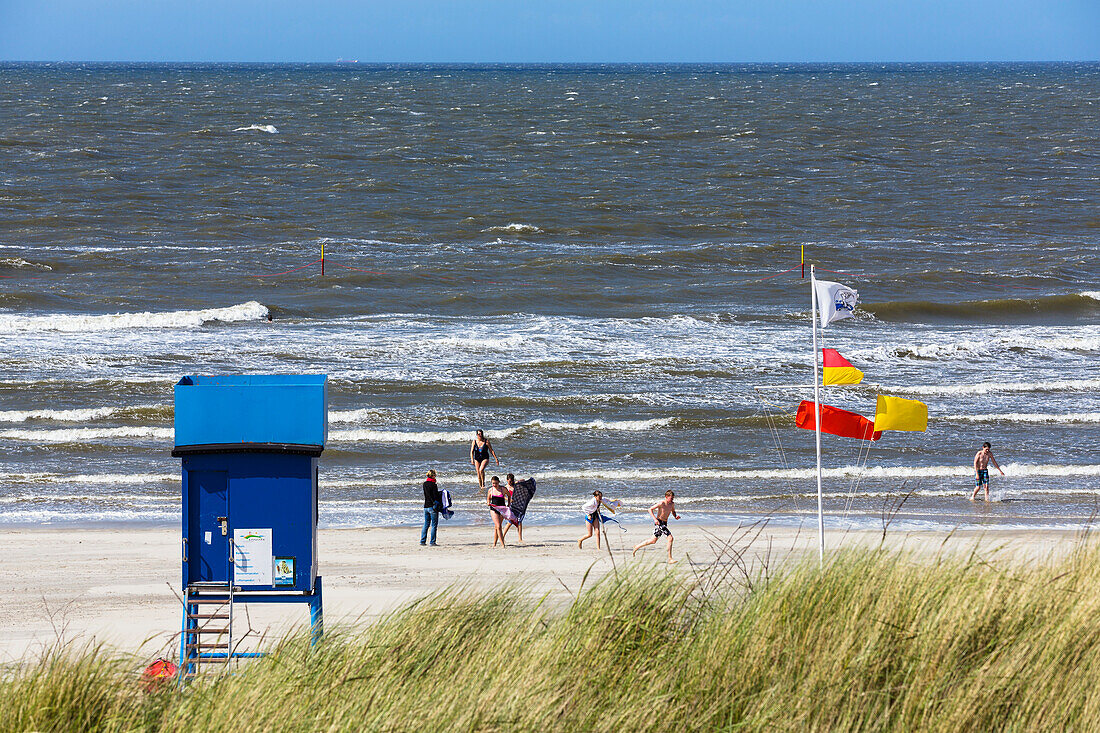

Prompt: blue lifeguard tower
xmin=173 ymin=375 xmax=327 ymax=676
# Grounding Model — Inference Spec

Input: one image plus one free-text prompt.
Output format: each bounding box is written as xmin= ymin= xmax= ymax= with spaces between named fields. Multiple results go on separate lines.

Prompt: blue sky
xmin=1 ymin=0 xmax=1097 ymax=62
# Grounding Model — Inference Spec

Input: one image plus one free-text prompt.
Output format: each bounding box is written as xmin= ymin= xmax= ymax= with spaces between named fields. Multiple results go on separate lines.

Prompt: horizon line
xmin=2 ymin=59 xmax=1098 ymax=66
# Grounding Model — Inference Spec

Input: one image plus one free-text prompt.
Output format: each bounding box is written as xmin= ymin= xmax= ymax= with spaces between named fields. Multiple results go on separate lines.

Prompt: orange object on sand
xmin=141 ymin=658 xmax=179 ymax=692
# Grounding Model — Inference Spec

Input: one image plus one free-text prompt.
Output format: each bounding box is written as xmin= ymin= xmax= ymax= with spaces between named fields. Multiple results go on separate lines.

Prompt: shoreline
xmin=3 ymin=509 xmax=1099 ymax=534
xmin=0 ymin=523 xmax=1089 ymax=664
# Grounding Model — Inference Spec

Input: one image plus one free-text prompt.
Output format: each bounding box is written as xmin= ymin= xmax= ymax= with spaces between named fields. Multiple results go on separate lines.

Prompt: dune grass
xmin=6 ymin=540 xmax=1100 ymax=732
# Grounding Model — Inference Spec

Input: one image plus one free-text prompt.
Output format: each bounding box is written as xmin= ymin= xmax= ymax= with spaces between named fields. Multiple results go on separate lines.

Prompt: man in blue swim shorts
xmin=970 ymin=441 xmax=1004 ymax=501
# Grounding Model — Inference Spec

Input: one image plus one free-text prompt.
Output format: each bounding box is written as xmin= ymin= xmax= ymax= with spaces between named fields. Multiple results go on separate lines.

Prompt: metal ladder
xmin=181 ymin=537 xmax=237 ymax=679
xmin=181 ymin=581 xmax=235 ymax=679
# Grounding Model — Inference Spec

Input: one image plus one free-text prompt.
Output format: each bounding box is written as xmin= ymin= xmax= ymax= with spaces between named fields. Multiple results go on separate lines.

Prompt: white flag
xmin=814 ymin=278 xmax=859 ymax=328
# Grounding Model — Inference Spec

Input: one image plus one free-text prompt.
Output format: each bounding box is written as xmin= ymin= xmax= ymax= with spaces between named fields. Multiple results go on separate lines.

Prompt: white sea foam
xmin=0 ymin=472 xmax=175 ymax=485
xmin=322 ymin=463 xmax=1100 ymax=486
xmin=328 ymin=409 xmax=392 ymax=424
xmin=0 ymin=493 xmax=176 ymax=504
xmin=233 ymin=124 xmax=278 ymax=133
xmin=0 ymin=407 xmax=117 ymax=423
xmin=1000 ymin=333 xmax=1100 ymax=353
xmin=525 ymin=418 xmax=673 ymax=432
xmin=65 ymin=472 xmax=176 ymax=484
xmin=0 ymin=301 xmax=268 ymax=333
xmin=483 ymin=223 xmax=543 ymax=234
xmin=0 ymin=509 xmax=177 ymax=524
xmin=329 ymin=427 xmax=522 ymax=444
xmin=856 ymin=326 xmax=1100 ymax=362
xmin=0 ymin=427 xmax=173 ymax=443
xmin=814 ymin=463 xmax=1100 ymax=480
xmin=942 ymin=412 xmax=1100 ymax=424
xmin=886 ymin=379 xmax=1100 ymax=396
xmin=313 ymin=485 xmax=1100 ymax=507
xmin=0 ymin=376 xmax=174 ymax=387
xmin=328 ymin=417 xmax=673 ymax=443
xmin=1083 ymin=291 xmax=1100 ymax=301
xmin=0 ymin=257 xmax=51 ymax=270
xmin=315 ymin=313 xmax=1098 ymax=372
xmin=886 ymin=340 xmax=1052 ymax=361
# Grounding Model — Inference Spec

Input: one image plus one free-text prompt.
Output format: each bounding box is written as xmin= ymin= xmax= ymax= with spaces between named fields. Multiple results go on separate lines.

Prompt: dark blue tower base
xmin=173 ymin=374 xmax=328 ymax=679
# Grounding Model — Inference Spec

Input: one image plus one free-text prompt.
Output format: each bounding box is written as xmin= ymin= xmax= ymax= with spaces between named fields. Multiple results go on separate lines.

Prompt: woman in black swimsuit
xmin=469 ymin=429 xmax=498 ymax=490
xmin=487 ymin=475 xmax=508 ymax=547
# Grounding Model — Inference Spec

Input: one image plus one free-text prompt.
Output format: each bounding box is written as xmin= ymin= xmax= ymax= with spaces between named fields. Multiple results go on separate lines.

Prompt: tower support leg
xmin=309 ymin=576 xmax=324 ymax=647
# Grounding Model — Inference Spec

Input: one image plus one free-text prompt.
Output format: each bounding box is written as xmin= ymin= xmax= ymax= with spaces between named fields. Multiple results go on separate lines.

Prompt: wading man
xmin=970 ymin=441 xmax=1004 ymax=501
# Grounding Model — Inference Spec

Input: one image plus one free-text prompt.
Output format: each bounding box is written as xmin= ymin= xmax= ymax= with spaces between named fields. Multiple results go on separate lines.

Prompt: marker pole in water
xmin=321 ymin=243 xmax=325 ymax=276
xmin=801 ymin=246 xmax=805 ymax=278
xmin=810 ymin=264 xmax=824 ymax=565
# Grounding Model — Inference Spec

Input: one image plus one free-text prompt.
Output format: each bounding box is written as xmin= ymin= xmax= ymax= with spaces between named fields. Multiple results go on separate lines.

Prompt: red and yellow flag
xmin=822 ymin=348 xmax=863 ymax=386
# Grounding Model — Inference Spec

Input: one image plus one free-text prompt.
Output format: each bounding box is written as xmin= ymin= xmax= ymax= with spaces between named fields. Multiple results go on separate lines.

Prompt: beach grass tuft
xmin=5 ymin=541 xmax=1100 ymax=731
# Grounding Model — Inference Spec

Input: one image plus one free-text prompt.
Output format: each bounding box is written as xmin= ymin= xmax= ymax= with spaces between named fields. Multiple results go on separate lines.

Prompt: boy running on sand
xmin=632 ymin=490 xmax=680 ymax=563
xmin=970 ymin=441 xmax=1004 ymax=501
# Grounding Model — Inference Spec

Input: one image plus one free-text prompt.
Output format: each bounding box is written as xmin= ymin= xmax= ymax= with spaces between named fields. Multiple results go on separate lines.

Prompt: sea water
xmin=1 ymin=63 xmax=1097 ymax=531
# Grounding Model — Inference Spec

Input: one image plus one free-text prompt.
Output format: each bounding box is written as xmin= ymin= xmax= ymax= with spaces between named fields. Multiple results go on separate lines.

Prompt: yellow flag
xmin=874 ymin=395 xmax=928 ymax=432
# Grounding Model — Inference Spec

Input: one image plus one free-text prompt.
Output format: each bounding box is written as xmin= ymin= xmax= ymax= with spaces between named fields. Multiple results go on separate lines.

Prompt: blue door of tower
xmin=188 ymin=470 xmax=229 ymax=584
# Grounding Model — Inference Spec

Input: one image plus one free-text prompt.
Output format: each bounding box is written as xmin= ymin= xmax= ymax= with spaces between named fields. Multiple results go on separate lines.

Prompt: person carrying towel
xmin=577 ymin=490 xmax=614 ymax=551
xmin=501 ymin=473 xmax=524 ymax=542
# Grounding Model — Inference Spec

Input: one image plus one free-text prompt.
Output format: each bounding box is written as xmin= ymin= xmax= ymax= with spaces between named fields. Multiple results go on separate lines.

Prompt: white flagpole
xmin=810 ymin=265 xmax=824 ymax=564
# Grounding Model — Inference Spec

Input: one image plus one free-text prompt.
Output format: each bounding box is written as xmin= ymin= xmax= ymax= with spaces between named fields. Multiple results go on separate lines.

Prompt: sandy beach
xmin=1 ymin=522 xmax=1086 ymax=664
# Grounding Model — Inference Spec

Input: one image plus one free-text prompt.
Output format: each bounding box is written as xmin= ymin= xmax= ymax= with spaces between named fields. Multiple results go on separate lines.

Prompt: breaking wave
xmin=331 ymin=463 xmax=1100 ymax=485
xmin=523 ymin=463 xmax=1100 ymax=482
xmin=330 ymin=426 xmax=518 ymax=444
xmin=328 ymin=409 xmax=392 ymax=425
xmin=0 ymin=407 xmax=116 ymax=423
xmin=0 ymin=257 xmax=52 ymax=270
xmin=329 ymin=417 xmax=674 ymax=443
xmin=0 ymin=472 xmax=175 ymax=484
xmin=0 ymin=427 xmax=173 ymax=443
xmin=483 ymin=223 xmax=543 ymax=234
xmin=861 ymin=329 xmax=1100 ymax=361
xmin=942 ymin=412 xmax=1100 ymax=424
xmin=0 ymin=492 xmax=176 ymax=505
xmin=0 ymin=301 xmax=268 ymax=333
xmin=886 ymin=379 xmax=1100 ymax=396
xmin=866 ymin=292 xmax=1100 ymax=321
xmin=233 ymin=124 xmax=278 ymax=133
xmin=0 ymin=404 xmax=172 ymax=425
xmin=316 ymin=486 xmax=1100 ymax=507
xmin=0 ymin=509 xmax=178 ymax=525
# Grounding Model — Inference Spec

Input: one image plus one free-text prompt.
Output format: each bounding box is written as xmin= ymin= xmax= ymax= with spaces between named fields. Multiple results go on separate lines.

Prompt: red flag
xmin=796 ymin=400 xmax=881 ymax=441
